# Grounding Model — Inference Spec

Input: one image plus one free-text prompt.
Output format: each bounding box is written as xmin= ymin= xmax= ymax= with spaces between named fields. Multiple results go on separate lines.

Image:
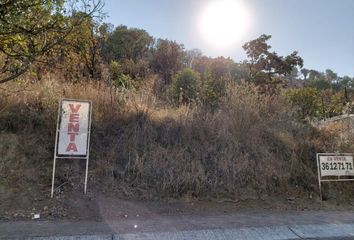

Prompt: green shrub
xmin=203 ymin=71 xmax=227 ymax=108
xmin=285 ymin=87 xmax=321 ymax=120
xmin=171 ymin=68 xmax=200 ymax=104
xmin=286 ymin=87 xmax=350 ymax=120
xmin=110 ymin=61 xmax=135 ymax=89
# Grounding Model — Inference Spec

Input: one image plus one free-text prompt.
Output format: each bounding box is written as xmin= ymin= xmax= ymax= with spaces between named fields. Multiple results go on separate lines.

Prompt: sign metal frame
xmin=51 ymin=98 xmax=92 ymax=198
xmin=316 ymin=153 xmax=354 ymax=200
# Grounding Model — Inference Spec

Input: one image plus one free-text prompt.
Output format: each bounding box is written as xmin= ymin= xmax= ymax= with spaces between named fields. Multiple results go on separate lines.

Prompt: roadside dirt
xmin=1 ymin=136 xmax=353 ymax=222
xmin=1 ymin=183 xmax=354 ymax=222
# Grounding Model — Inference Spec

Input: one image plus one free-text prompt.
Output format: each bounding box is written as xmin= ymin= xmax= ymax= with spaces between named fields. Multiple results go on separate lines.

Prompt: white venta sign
xmin=52 ymin=99 xmax=92 ymax=198
xmin=57 ymin=100 xmax=91 ymax=156
xmin=319 ymin=155 xmax=354 ymax=177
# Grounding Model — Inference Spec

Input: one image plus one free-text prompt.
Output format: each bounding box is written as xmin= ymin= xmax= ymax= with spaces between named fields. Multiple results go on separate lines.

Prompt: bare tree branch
xmin=0 ymin=65 xmax=31 ymax=84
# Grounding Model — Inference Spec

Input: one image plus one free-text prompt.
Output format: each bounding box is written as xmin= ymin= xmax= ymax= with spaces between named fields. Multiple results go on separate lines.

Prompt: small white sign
xmin=319 ymin=155 xmax=354 ymax=177
xmin=57 ymin=100 xmax=91 ymax=156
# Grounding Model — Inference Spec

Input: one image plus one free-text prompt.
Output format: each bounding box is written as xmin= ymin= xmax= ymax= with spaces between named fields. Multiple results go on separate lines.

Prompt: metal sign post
xmin=316 ymin=153 xmax=354 ymax=200
xmin=51 ymin=99 xmax=92 ymax=198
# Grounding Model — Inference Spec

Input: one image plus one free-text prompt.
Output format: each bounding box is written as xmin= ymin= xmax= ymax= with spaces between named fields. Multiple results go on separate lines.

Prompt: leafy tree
xmin=305 ymin=69 xmax=353 ymax=92
xmin=190 ymin=56 xmax=233 ymax=101
xmin=286 ymin=67 xmax=300 ymax=80
xmin=305 ymin=78 xmax=331 ymax=90
xmin=60 ymin=13 xmax=105 ymax=80
xmin=117 ymin=59 xmax=149 ymax=80
xmin=103 ymin=25 xmax=153 ymax=62
xmin=203 ymin=71 xmax=228 ymax=108
xmin=242 ymin=34 xmax=303 ymax=93
xmin=327 ymin=92 xmax=346 ymax=117
xmin=320 ymin=89 xmax=348 ymax=118
xmin=208 ymin=57 xmax=234 ymax=80
xmin=341 ymin=76 xmax=353 ymax=88
xmin=286 ymin=87 xmax=321 ymax=120
xmin=192 ymin=56 xmax=236 ymax=80
xmin=308 ymin=70 xmax=322 ymax=80
xmin=184 ymin=48 xmax=203 ymax=68
xmin=332 ymin=76 xmax=353 ymax=90
xmin=0 ymin=0 xmax=103 ymax=84
xmin=300 ymin=68 xmax=310 ymax=80
xmin=230 ymin=62 xmax=251 ymax=82
xmin=203 ymin=57 xmax=233 ymax=106
xmin=304 ymin=70 xmax=331 ymax=90
xmin=109 ymin=61 xmax=134 ymax=89
xmin=171 ymin=68 xmax=200 ymax=104
xmin=151 ymin=39 xmax=185 ymax=84
xmin=325 ymin=69 xmax=338 ymax=83
xmin=191 ymin=56 xmax=210 ymax=77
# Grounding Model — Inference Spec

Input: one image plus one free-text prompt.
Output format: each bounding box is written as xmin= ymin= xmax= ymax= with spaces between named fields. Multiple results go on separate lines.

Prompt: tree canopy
xmin=243 ymin=34 xmax=303 ymax=93
xmin=0 ymin=0 xmax=103 ymax=83
xmin=102 ymin=25 xmax=153 ymax=62
xmin=0 ymin=2 xmax=353 ymax=119
xmin=150 ymin=39 xmax=185 ymax=84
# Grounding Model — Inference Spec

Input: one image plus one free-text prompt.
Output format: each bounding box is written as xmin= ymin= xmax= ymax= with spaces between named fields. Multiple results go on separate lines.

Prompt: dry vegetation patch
xmin=0 ymin=77 xmax=353 ymax=207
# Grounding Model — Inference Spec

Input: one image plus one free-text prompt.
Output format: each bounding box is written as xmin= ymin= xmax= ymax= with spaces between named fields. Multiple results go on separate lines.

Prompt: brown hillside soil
xmin=1 ymin=182 xmax=354 ymax=221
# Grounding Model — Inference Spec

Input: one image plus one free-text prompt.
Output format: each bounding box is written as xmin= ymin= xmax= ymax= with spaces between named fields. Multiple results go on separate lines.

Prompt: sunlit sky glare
xmin=104 ymin=0 xmax=354 ymax=77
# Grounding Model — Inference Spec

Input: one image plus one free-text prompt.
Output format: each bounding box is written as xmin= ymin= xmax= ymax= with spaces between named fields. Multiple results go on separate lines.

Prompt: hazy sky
xmin=104 ymin=0 xmax=354 ymax=77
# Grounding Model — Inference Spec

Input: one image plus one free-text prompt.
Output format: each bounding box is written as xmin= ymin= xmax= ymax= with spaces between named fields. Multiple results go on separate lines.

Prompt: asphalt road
xmin=1 ymin=210 xmax=354 ymax=239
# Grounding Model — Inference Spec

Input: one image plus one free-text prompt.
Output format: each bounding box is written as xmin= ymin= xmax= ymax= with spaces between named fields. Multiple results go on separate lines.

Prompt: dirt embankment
xmin=1 ymin=79 xmax=354 ymax=221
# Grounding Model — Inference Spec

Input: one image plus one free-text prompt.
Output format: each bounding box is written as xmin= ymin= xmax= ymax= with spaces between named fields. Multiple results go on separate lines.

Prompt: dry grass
xmin=0 ymin=76 xmax=352 ymax=201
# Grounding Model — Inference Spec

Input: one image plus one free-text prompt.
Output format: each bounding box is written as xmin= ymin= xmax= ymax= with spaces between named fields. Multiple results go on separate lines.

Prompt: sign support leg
xmin=84 ymin=157 xmax=89 ymax=194
xmin=51 ymin=157 xmax=57 ymax=198
xmin=51 ymin=101 xmax=61 ymax=198
xmin=316 ymin=153 xmax=323 ymax=201
xmin=84 ymin=104 xmax=92 ymax=194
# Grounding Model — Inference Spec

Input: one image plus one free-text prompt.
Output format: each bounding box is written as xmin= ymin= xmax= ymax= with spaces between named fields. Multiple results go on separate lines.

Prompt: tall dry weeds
xmin=0 ymin=76 xmax=350 ymax=200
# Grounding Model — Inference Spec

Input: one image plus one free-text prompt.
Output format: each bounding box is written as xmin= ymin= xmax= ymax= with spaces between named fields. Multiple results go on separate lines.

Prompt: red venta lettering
xmin=66 ymin=104 xmax=81 ymax=152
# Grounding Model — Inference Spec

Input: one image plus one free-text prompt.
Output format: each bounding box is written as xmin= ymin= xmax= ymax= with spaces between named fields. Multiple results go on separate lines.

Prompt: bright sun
xmin=199 ymin=0 xmax=250 ymax=49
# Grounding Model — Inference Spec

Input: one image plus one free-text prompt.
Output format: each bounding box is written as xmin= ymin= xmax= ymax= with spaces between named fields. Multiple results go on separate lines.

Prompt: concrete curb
xmin=291 ymin=223 xmax=354 ymax=239
xmin=25 ymin=236 xmax=112 ymax=240
xmin=114 ymin=226 xmax=297 ymax=240
xmin=14 ymin=223 xmax=354 ymax=240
